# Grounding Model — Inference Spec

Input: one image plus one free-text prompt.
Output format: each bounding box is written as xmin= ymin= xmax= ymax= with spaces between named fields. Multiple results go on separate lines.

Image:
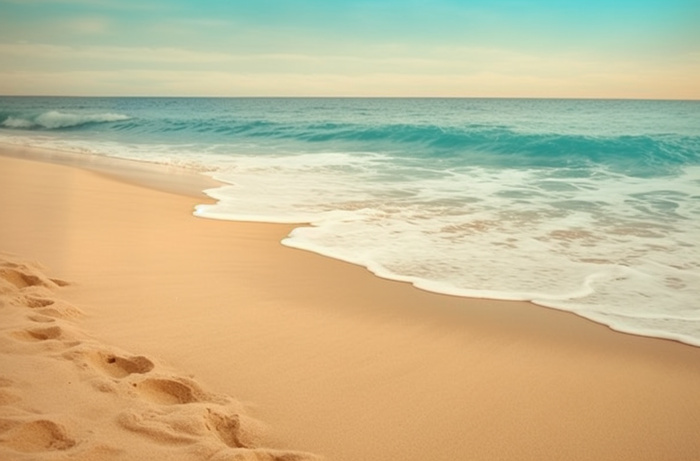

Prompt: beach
xmin=2 ymin=145 xmax=700 ymax=460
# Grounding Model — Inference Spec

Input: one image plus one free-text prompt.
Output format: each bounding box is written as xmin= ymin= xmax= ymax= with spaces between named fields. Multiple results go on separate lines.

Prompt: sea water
xmin=1 ymin=97 xmax=699 ymax=345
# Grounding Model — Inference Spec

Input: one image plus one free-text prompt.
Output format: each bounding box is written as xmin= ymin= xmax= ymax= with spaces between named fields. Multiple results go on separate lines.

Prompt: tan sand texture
xmin=0 ymin=254 xmax=318 ymax=460
xmin=1 ymin=146 xmax=700 ymax=461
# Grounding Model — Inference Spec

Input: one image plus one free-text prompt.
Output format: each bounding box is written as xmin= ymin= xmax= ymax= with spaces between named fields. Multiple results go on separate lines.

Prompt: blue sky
xmin=0 ymin=0 xmax=698 ymax=97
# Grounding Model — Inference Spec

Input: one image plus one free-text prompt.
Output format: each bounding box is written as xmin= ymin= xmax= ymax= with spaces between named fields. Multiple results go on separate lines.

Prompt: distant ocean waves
xmin=1 ymin=104 xmax=697 ymax=176
xmin=1 ymin=110 xmax=130 ymax=129
xmin=1 ymin=97 xmax=699 ymax=345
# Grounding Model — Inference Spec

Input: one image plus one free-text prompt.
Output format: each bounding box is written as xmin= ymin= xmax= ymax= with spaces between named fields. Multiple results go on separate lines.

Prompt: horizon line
xmin=2 ymin=94 xmax=699 ymax=102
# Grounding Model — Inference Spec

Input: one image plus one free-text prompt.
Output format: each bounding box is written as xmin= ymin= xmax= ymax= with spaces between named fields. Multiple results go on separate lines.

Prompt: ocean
xmin=1 ymin=97 xmax=699 ymax=346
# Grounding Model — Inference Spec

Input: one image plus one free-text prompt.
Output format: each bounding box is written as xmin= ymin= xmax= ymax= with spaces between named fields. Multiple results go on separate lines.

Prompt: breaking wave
xmin=1 ymin=110 xmax=130 ymax=130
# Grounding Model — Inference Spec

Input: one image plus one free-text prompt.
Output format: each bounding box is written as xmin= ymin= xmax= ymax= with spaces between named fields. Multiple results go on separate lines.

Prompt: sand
xmin=1 ymin=145 xmax=700 ymax=461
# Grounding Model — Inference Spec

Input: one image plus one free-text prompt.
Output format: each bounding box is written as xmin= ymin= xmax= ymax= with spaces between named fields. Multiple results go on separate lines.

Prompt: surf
xmin=0 ymin=110 xmax=130 ymax=130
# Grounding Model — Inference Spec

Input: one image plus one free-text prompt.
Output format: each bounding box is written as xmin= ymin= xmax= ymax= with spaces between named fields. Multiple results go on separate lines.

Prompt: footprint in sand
xmin=132 ymin=377 xmax=205 ymax=405
xmin=0 ymin=418 xmax=76 ymax=453
xmin=23 ymin=296 xmax=55 ymax=308
xmin=204 ymin=408 xmax=248 ymax=448
xmin=209 ymin=449 xmax=321 ymax=461
xmin=0 ymin=268 xmax=46 ymax=289
xmin=33 ymin=302 xmax=84 ymax=319
xmin=26 ymin=314 xmax=56 ymax=323
xmin=16 ymin=290 xmax=83 ymax=319
xmin=0 ymin=269 xmax=81 ymax=320
xmin=12 ymin=325 xmax=64 ymax=342
xmin=118 ymin=405 xmax=255 ymax=449
xmin=87 ymin=351 xmax=155 ymax=379
xmin=117 ymin=408 xmax=199 ymax=444
xmin=0 ymin=263 xmax=68 ymax=290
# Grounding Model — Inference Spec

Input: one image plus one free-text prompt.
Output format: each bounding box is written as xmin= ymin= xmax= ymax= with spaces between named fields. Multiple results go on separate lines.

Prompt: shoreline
xmin=2 ymin=146 xmax=700 ymax=460
xmin=0 ymin=141 xmax=221 ymax=199
xmin=10 ymin=141 xmax=698 ymax=348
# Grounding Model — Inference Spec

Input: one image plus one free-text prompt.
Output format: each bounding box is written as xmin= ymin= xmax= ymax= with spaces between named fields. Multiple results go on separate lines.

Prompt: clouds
xmin=0 ymin=41 xmax=630 ymax=76
xmin=3 ymin=69 xmax=694 ymax=99
xmin=0 ymin=43 xmax=236 ymax=65
xmin=2 ymin=44 xmax=696 ymax=99
xmin=0 ymin=0 xmax=698 ymax=97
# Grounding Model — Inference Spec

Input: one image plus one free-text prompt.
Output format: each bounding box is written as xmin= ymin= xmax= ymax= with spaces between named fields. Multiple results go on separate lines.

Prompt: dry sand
xmin=1 ymin=146 xmax=700 ymax=461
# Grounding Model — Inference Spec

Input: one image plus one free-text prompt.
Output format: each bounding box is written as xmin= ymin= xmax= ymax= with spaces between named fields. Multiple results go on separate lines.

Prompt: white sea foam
xmin=1 ymin=111 xmax=130 ymax=129
xmin=38 ymin=111 xmax=130 ymax=129
xmin=194 ymin=153 xmax=700 ymax=345
xmin=1 ymin=117 xmax=35 ymax=129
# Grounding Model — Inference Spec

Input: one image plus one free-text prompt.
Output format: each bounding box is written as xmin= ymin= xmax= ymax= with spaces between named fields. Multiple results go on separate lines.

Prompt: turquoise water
xmin=2 ymin=97 xmax=699 ymax=345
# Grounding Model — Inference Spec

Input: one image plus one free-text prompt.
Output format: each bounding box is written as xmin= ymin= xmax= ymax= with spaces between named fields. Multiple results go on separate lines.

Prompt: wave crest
xmin=1 ymin=111 xmax=130 ymax=130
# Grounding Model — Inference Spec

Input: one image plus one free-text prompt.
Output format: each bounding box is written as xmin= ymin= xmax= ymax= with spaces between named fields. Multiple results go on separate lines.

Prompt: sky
xmin=0 ymin=0 xmax=698 ymax=98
